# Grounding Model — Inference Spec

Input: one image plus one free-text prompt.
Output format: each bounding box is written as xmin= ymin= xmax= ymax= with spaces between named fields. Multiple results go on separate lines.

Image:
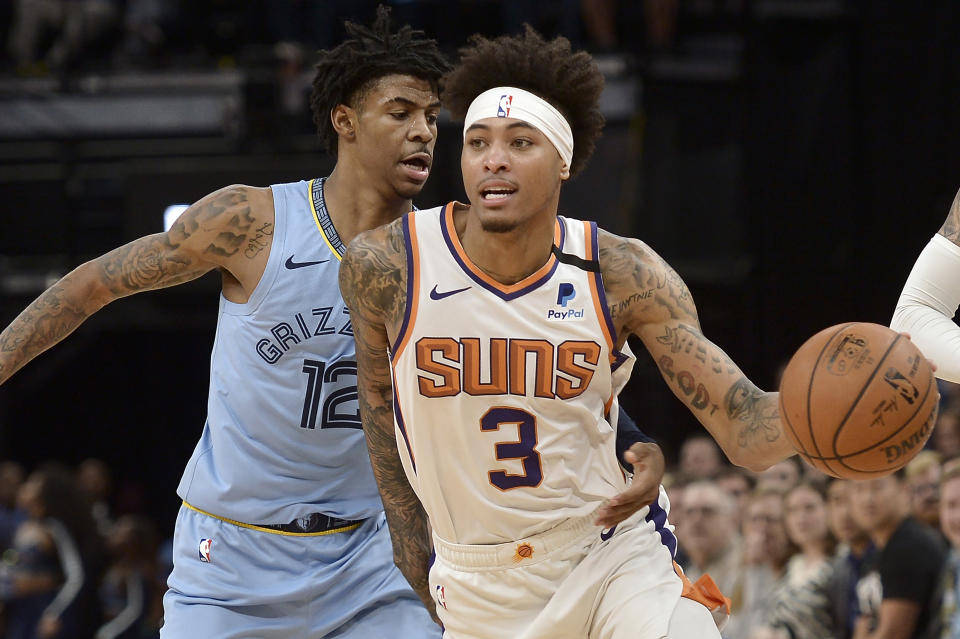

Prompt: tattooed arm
xmin=0 ymin=184 xmax=273 ymax=384
xmin=889 ymin=187 xmax=960 ymax=383
xmin=599 ymin=229 xmax=794 ymax=471
xmin=339 ymin=220 xmax=438 ymax=623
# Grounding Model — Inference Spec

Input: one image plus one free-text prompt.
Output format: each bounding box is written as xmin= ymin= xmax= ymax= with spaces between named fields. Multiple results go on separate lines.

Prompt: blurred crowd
xmin=666 ymin=383 xmax=960 ymax=639
xmin=4 ymin=387 xmax=958 ymax=638
xmin=0 ymin=459 xmax=167 ymax=639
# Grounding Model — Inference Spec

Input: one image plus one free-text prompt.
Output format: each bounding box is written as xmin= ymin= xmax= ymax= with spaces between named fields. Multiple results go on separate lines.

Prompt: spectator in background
xmin=725 ymin=485 xmax=795 ymax=639
xmin=904 ymin=450 xmax=942 ymax=530
xmin=939 ymin=459 xmax=960 ymax=639
xmin=77 ymin=459 xmax=113 ymax=538
xmin=7 ymin=0 xmax=120 ymax=71
xmin=754 ymin=456 xmax=803 ymax=492
xmin=0 ymin=461 xmax=26 ymax=552
xmin=824 ymin=479 xmax=874 ymax=639
xmin=714 ymin=465 xmax=756 ymax=522
xmin=936 ymin=400 xmax=960 ymax=461
xmin=680 ymin=435 xmax=725 ymax=480
xmin=751 ymin=482 xmax=837 ymax=639
xmin=95 ymin=515 xmax=160 ymax=639
xmin=1 ymin=462 xmax=105 ymax=639
xmin=679 ymin=480 xmax=742 ymax=598
xmin=850 ymin=470 xmax=946 ymax=639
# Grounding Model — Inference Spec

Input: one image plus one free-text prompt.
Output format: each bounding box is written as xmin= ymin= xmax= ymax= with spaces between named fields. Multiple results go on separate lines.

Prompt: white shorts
xmin=429 ymin=508 xmax=685 ymax=639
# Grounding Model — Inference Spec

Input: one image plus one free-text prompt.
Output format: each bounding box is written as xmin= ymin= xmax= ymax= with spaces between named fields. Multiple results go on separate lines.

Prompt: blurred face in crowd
xmin=715 ymin=472 xmax=751 ymax=521
xmin=743 ymin=493 xmax=791 ymax=568
xmin=784 ymin=484 xmax=830 ymax=554
xmin=679 ymin=437 xmax=723 ymax=480
xmin=755 ymin=459 xmax=801 ymax=492
xmin=16 ymin=473 xmax=46 ymax=520
xmin=935 ymin=409 xmax=960 ymax=459
xmin=940 ymin=475 xmax=960 ymax=549
xmin=827 ymin=479 xmax=867 ymax=545
xmin=681 ymin=482 xmax=738 ymax=567
xmin=907 ymin=463 xmax=941 ymax=528
xmin=0 ymin=462 xmax=24 ymax=509
xmin=850 ymin=475 xmax=906 ymax=535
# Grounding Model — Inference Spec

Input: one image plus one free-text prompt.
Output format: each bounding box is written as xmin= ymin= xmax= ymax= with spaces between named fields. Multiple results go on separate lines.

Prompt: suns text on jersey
xmin=415 ymin=337 xmax=602 ymax=399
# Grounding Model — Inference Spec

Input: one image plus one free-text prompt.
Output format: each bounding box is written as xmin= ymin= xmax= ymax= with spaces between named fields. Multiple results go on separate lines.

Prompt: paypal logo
xmin=557 ymin=283 xmax=576 ymax=307
xmin=547 ymin=308 xmax=584 ymax=320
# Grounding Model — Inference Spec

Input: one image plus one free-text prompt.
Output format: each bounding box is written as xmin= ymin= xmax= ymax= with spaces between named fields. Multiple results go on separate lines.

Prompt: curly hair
xmin=310 ymin=6 xmax=451 ymax=155
xmin=441 ymin=26 xmax=605 ymax=177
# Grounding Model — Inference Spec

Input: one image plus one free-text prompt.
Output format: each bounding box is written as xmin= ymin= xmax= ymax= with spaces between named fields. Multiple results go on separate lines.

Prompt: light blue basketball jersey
xmin=176 ymin=179 xmax=380 ymax=524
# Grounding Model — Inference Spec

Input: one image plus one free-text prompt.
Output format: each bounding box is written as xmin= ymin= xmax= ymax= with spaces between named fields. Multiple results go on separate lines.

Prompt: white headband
xmin=463 ymin=86 xmax=574 ymax=169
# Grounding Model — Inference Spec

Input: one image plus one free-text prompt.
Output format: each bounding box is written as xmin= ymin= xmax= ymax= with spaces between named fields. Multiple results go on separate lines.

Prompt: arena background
xmin=1 ymin=0 xmax=959 ymax=531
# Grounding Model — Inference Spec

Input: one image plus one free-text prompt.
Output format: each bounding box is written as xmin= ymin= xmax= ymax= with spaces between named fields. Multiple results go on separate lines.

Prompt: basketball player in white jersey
xmin=0 ymin=10 xmax=454 ymax=637
xmin=890 ymin=189 xmax=960 ymax=384
xmin=340 ymin=27 xmax=799 ymax=638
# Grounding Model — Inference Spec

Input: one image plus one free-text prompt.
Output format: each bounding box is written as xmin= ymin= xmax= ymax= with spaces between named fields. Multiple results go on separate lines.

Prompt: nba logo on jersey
xmin=497 ymin=94 xmax=512 ymax=117
xmin=435 ymin=585 xmax=447 ymax=609
xmin=198 ymin=538 xmax=213 ymax=563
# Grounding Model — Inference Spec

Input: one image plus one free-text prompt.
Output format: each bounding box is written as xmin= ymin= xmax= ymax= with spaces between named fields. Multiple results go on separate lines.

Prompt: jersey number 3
xmin=300 ymin=359 xmax=361 ymax=429
xmin=481 ymin=407 xmax=543 ymax=490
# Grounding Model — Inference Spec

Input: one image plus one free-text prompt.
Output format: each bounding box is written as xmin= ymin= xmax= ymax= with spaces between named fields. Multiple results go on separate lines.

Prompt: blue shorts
xmin=161 ymin=505 xmax=440 ymax=638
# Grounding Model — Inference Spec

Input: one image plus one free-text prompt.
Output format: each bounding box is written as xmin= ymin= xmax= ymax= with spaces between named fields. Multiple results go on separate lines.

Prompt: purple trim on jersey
xmin=392 ymin=213 xmax=416 ymax=358
xmin=589 ymin=221 xmax=619 ymax=346
xmin=646 ymin=498 xmax=677 ymax=558
xmin=393 ymin=395 xmax=417 ymax=474
xmin=440 ymin=211 xmax=564 ymax=302
xmin=610 ymin=349 xmax=630 ymax=373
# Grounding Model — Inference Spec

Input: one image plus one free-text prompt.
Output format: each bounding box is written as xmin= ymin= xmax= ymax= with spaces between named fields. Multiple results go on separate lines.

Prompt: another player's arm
xmin=889 ymin=186 xmax=960 ymax=383
xmin=599 ymin=230 xmax=794 ymax=471
xmin=339 ymin=222 xmax=438 ymax=623
xmin=0 ymin=185 xmax=271 ymax=385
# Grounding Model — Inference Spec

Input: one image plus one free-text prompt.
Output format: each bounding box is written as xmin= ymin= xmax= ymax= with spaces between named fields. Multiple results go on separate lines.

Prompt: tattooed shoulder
xmin=597 ymin=228 xmax=699 ymax=335
xmin=339 ymin=218 xmax=407 ymax=329
xmin=939 ymin=188 xmax=960 ymax=245
xmin=169 ymin=184 xmax=274 ymax=262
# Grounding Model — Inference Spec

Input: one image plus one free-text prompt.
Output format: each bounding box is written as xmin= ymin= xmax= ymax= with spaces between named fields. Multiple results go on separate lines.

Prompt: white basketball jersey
xmin=391 ymin=204 xmax=635 ymax=545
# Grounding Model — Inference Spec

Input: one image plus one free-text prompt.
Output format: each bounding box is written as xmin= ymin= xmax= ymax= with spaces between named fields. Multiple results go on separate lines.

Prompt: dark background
xmin=1 ymin=0 xmax=959 ymax=530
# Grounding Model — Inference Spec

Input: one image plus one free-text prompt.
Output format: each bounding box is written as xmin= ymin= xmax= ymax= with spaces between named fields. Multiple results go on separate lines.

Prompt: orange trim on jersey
xmin=392 ymin=213 xmax=421 ymax=363
xmin=390 ymin=360 xmax=417 ymax=470
xmin=584 ymin=220 xmax=616 ymax=360
xmin=443 ymin=205 xmax=561 ymax=294
xmin=674 ymin=562 xmax=732 ymax=616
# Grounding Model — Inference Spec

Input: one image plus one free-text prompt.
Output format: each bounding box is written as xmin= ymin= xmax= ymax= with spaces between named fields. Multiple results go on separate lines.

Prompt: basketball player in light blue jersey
xmin=0 ymin=9 xmax=664 ymax=636
xmin=0 ymin=9 xmax=452 ymax=637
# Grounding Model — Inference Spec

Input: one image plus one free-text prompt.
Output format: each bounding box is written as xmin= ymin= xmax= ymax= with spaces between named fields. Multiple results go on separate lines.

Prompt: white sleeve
xmin=890 ymin=234 xmax=960 ymax=383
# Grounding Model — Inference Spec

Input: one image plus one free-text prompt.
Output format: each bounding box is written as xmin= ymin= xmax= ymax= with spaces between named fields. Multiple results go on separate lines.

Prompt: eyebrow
xmin=385 ymin=96 xmax=442 ymax=109
xmin=465 ymin=121 xmax=537 ymax=133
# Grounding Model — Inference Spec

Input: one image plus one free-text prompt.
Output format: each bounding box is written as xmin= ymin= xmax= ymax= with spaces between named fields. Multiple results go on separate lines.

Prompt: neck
xmin=870 ymin=515 xmax=905 ymax=549
xmin=458 ymin=201 xmax=560 ymax=285
xmin=323 ymin=162 xmax=412 ymax=246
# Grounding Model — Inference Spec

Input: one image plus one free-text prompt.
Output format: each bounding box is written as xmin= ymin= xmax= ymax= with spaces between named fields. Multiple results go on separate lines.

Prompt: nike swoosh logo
xmin=600 ymin=525 xmax=617 ymax=541
xmin=429 ymin=285 xmax=471 ymax=300
xmin=285 ymin=256 xmax=328 ymax=270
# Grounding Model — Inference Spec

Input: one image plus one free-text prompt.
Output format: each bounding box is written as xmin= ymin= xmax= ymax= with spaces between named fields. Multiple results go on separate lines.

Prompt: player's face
xmin=940 ymin=476 xmax=960 ymax=548
xmin=827 ymin=480 xmax=866 ymax=544
xmin=849 ymin=475 xmax=905 ymax=533
xmin=353 ymin=75 xmax=440 ymax=199
xmin=461 ymin=117 xmax=569 ymax=233
xmin=784 ymin=485 xmax=829 ymax=551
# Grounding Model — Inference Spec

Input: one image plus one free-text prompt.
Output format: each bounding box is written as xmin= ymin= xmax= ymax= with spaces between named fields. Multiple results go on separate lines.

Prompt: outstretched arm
xmin=338 ymin=221 xmax=438 ymax=624
xmin=600 ymin=230 xmax=795 ymax=471
xmin=889 ymin=187 xmax=960 ymax=383
xmin=0 ymin=185 xmax=271 ymax=384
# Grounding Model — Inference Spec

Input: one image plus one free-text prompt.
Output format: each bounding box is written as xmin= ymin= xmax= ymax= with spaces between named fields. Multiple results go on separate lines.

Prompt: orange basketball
xmin=778 ymin=322 xmax=939 ymax=479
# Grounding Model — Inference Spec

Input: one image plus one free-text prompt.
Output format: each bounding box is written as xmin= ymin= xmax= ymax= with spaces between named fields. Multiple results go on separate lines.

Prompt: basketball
xmin=778 ymin=322 xmax=939 ymax=479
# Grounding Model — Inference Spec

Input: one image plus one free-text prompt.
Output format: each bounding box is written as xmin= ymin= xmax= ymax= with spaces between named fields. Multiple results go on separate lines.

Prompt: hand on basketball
xmin=595 ymin=442 xmax=664 ymax=527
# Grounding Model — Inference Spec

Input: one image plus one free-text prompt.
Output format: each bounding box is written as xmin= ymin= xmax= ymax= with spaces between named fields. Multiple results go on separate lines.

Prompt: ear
xmin=331 ymin=104 xmax=357 ymax=140
xmin=560 ymin=163 xmax=571 ymax=181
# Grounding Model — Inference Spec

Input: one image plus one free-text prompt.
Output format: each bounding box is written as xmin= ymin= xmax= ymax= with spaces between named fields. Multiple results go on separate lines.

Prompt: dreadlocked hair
xmin=310 ymin=5 xmax=451 ymax=155
xmin=441 ymin=26 xmax=605 ymax=177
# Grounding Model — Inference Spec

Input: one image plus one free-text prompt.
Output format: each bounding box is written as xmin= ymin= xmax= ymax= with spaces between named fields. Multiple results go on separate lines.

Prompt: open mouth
xmin=481 ymin=186 xmax=517 ymax=201
xmin=400 ymin=153 xmax=431 ymax=180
